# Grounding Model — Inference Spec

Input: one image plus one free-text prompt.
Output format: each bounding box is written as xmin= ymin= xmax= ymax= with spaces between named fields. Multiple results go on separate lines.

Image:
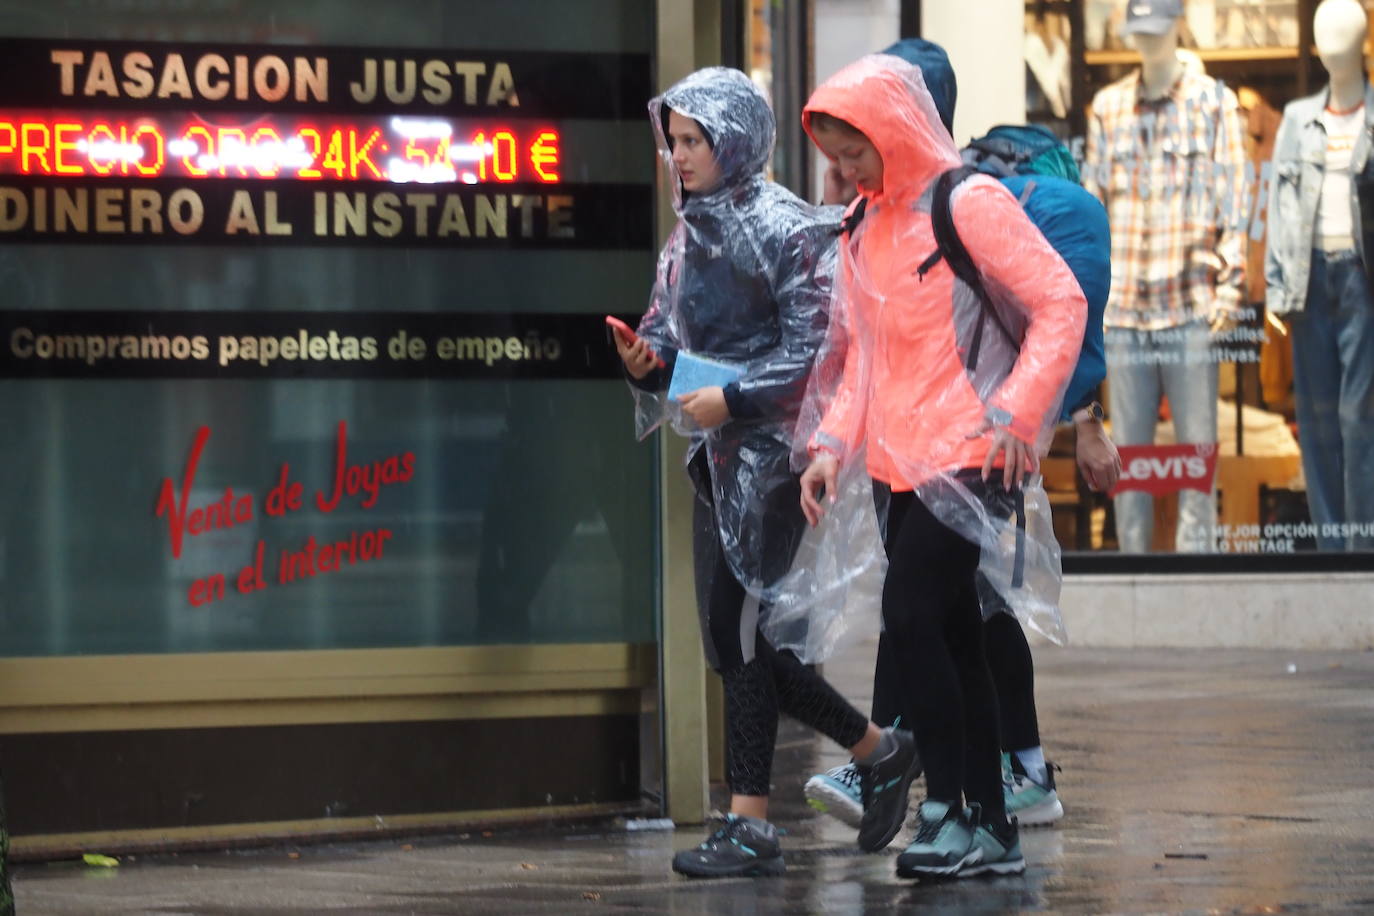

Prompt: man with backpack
xmin=804 ymin=37 xmax=1118 ymax=833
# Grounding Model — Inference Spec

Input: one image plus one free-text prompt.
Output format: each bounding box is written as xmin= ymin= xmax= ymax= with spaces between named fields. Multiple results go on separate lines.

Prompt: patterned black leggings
xmin=691 ymin=465 xmax=869 ymax=798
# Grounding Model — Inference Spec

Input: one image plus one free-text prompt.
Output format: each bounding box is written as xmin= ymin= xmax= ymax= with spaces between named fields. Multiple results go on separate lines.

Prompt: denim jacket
xmin=1265 ymin=82 xmax=1374 ymax=317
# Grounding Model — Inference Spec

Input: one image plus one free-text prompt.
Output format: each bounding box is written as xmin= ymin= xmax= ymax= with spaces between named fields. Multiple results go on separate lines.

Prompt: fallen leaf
xmin=82 ymin=854 xmax=119 ymax=868
xmin=520 ymin=862 xmax=538 ymax=870
xmin=287 ymin=852 xmax=301 ymax=860
xmin=582 ymin=891 xmax=601 ymax=901
xmin=401 ymin=844 xmax=414 ymax=851
xmin=481 ymin=830 xmax=494 ymax=838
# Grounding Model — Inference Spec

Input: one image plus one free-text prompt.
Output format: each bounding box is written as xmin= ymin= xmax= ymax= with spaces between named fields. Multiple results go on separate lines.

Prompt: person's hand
xmin=1075 ymin=418 xmax=1122 ymax=492
xmin=823 ymin=163 xmax=857 ymax=206
xmin=800 ymin=453 xmax=840 ymax=527
xmin=969 ymin=418 xmax=1037 ymax=491
xmin=614 ymin=330 xmax=657 ymax=380
xmin=678 ymin=386 xmax=730 ymax=428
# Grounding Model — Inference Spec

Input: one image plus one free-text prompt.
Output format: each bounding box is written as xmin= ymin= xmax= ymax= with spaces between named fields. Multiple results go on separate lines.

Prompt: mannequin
xmin=1135 ymin=19 xmax=1183 ymax=100
xmin=1264 ymin=0 xmax=1374 ymax=551
xmin=1315 ymin=0 xmax=1366 ymax=112
xmin=1083 ymin=0 xmax=1247 ymax=553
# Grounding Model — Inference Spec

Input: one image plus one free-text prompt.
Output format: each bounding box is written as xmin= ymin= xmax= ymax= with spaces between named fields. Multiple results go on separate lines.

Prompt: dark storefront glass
xmin=0 ymin=1 xmax=659 ymax=655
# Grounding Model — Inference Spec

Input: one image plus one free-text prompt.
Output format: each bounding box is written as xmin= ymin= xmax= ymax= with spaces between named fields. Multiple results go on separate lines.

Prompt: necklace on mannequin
xmin=1325 ymin=97 xmax=1365 ymax=116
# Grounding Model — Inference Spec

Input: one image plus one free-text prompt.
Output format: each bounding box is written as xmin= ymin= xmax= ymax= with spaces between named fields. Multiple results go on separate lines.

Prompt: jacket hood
xmin=881 ymin=38 xmax=956 ymax=135
xmin=803 ymin=54 xmax=959 ymax=203
xmin=650 ymin=67 xmax=775 ymax=210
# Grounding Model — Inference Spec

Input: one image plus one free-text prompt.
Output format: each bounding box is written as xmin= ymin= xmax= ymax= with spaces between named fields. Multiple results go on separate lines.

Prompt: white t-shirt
xmin=1318 ymin=104 xmax=1365 ymax=241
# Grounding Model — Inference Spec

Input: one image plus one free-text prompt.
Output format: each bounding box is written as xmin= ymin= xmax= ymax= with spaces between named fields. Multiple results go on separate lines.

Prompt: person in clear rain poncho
xmin=613 ymin=67 xmax=922 ymax=878
xmin=799 ymin=55 xmax=1085 ymax=880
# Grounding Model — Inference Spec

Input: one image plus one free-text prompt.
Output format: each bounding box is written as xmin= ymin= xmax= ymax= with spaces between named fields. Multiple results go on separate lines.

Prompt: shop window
xmin=1029 ymin=0 xmax=1374 ymax=564
xmin=0 ymin=0 xmax=660 ymax=654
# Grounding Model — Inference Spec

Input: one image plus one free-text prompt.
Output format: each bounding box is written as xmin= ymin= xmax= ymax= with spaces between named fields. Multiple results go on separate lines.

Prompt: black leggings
xmin=872 ymin=591 xmax=1041 ymax=755
xmin=881 ymin=488 xmax=1006 ymax=824
xmin=691 ymin=458 xmax=869 ymax=798
xmin=870 ymin=478 xmax=1040 ymax=753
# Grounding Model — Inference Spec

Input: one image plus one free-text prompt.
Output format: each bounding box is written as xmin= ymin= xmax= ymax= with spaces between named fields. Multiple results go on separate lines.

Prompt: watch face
xmin=1089 ymin=401 xmax=1105 ymax=420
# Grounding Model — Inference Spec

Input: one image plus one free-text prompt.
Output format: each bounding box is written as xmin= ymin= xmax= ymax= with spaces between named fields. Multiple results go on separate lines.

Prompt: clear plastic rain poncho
xmin=773 ymin=54 xmax=1088 ymax=650
xmin=627 ymin=68 xmax=887 ymax=661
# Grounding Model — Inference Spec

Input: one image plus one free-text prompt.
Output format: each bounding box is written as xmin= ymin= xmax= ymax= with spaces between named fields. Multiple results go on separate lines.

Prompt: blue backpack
xmin=965 ymin=124 xmax=1082 ymax=183
xmin=920 ymin=127 xmax=1109 ymax=420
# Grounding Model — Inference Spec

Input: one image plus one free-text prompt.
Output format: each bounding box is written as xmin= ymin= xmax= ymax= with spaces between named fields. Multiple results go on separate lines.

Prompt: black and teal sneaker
xmin=804 ymin=762 xmax=864 ymax=827
xmin=671 ymin=814 xmax=785 ymax=879
xmin=965 ymin=810 xmax=1026 ymax=877
xmin=857 ymin=727 xmax=922 ymax=852
xmin=895 ymin=799 xmax=982 ymax=879
xmin=1004 ymin=754 xmax=1063 ymax=827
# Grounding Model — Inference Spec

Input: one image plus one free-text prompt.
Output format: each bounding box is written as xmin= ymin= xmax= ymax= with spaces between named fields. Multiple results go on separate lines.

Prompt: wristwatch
xmin=986 ymin=406 xmax=1014 ymax=429
xmin=1072 ymin=400 xmax=1105 ymax=424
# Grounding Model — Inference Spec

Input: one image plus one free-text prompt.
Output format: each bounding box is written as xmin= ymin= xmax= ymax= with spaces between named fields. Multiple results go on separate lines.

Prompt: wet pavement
xmin=13 ymin=639 xmax=1374 ymax=914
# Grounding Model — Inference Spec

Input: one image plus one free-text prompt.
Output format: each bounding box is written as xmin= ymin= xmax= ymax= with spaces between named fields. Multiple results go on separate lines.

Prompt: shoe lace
xmin=914 ymin=811 xmax=946 ymax=844
xmin=698 ymin=816 xmax=737 ymax=850
xmin=830 ymin=764 xmax=861 ymax=790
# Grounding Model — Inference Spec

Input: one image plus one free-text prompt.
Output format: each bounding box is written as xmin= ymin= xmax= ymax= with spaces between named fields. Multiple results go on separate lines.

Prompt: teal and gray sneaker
xmin=857 ymin=727 xmax=922 ymax=852
xmin=804 ymin=763 xmax=864 ymax=828
xmin=964 ymin=808 xmax=1027 ymax=876
xmin=1004 ymin=755 xmax=1063 ymax=828
xmin=671 ymin=814 xmax=785 ymax=879
xmin=895 ymin=799 xmax=982 ymax=879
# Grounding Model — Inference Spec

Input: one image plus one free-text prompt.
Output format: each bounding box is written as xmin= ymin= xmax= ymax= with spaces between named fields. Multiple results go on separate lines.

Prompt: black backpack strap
xmin=927 ymin=165 xmax=985 ymax=303
xmin=837 ymin=196 xmax=868 ymax=237
xmin=918 ymin=166 xmax=1021 ymax=370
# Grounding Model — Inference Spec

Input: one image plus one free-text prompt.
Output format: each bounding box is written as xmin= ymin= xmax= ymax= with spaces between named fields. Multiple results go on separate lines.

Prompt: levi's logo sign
xmin=1110 ymin=443 xmax=1219 ymax=497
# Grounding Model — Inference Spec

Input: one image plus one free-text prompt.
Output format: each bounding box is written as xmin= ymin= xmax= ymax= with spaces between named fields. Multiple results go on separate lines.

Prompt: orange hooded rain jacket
xmin=803 ymin=55 xmax=1086 ymax=491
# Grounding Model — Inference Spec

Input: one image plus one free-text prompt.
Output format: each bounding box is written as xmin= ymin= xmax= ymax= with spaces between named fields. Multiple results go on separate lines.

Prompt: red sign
xmin=0 ymin=110 xmax=561 ymax=184
xmin=155 ymin=421 xmax=415 ymax=607
xmin=1110 ymin=443 xmax=1219 ymax=497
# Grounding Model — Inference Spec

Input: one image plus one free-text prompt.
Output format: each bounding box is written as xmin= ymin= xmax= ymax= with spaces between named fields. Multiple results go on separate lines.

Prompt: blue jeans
xmin=1289 ymin=250 xmax=1374 ymax=551
xmin=1105 ymin=321 xmax=1219 ymax=553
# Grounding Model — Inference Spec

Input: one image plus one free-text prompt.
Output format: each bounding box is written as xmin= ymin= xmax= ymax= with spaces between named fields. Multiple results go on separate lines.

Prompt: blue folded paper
xmin=668 ymin=350 xmax=744 ymax=401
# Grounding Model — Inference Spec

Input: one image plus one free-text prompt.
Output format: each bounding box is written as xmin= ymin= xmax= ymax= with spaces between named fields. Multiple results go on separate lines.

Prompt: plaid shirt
xmin=1083 ymin=69 xmax=1247 ymax=330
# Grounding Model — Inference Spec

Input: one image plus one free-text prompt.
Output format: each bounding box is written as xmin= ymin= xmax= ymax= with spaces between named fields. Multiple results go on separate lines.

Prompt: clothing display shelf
xmin=1084 ymin=46 xmax=1299 ymax=66
xmin=1067 ymin=0 xmax=1323 ymax=138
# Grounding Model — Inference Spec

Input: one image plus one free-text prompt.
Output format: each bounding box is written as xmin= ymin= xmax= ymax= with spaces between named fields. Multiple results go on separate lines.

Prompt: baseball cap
xmin=1123 ymin=0 xmax=1183 ymax=36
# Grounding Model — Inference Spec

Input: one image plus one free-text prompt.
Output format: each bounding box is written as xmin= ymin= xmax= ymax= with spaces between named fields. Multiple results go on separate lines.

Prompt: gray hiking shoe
xmin=671 ymin=814 xmax=785 ymax=879
xmin=857 ymin=727 xmax=922 ymax=852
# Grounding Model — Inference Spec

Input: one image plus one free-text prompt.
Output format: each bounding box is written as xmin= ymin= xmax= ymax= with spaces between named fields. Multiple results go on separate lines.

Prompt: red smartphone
xmin=606 ymin=316 xmax=665 ymax=368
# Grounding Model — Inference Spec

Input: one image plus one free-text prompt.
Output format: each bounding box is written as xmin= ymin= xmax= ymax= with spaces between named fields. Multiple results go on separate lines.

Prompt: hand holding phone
xmin=606 ymin=315 xmax=666 ymax=370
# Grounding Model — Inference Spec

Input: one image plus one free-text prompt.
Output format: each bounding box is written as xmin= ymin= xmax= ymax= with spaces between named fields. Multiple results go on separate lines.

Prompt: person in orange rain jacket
xmin=798 ymin=54 xmax=1085 ymax=880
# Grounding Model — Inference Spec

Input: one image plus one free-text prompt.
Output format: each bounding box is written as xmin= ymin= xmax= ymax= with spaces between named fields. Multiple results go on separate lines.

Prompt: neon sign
xmin=0 ymin=111 xmax=561 ymax=184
